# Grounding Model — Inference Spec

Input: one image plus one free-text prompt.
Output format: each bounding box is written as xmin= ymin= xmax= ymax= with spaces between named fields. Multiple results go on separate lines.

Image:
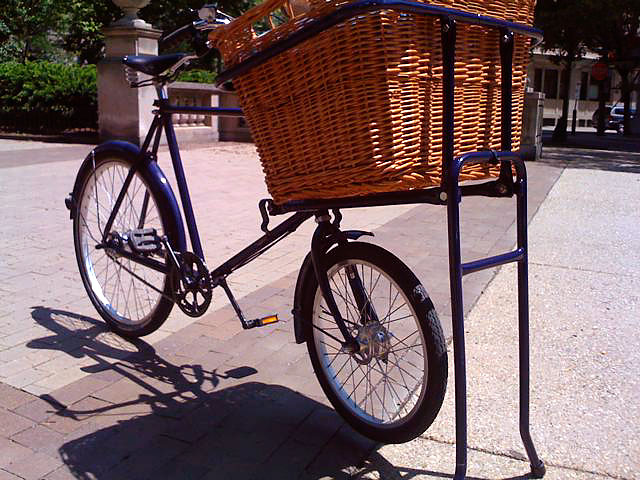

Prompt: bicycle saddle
xmin=122 ymin=53 xmax=187 ymax=76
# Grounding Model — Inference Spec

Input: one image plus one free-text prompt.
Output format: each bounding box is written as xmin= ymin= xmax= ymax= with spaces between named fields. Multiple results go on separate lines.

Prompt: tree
xmin=584 ymin=0 xmax=640 ymax=136
xmin=60 ymin=1 xmax=120 ymax=64
xmin=534 ymin=0 xmax=591 ymax=142
xmin=0 ymin=0 xmax=65 ymax=62
xmin=63 ymin=0 xmax=261 ymax=65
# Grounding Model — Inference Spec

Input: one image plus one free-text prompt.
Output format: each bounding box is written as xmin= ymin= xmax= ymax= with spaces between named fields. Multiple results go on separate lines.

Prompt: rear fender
xmin=66 ymin=140 xmax=187 ymax=253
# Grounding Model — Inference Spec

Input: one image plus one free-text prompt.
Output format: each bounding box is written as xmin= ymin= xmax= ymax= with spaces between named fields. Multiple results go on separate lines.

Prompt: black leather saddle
xmin=122 ymin=53 xmax=187 ymax=76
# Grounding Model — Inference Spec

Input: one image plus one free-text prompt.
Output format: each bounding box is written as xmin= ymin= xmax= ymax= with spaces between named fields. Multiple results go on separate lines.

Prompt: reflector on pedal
xmin=242 ymin=314 xmax=279 ymax=329
xmin=259 ymin=315 xmax=279 ymax=326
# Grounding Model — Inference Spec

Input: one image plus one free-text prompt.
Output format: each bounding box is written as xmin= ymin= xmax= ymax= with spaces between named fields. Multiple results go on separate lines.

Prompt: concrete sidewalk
xmin=0 ymin=139 xmax=637 ymax=479
xmin=365 ymin=151 xmax=640 ymax=479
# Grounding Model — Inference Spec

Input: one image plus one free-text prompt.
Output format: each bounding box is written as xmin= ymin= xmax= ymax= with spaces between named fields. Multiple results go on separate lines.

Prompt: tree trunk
xmin=21 ymin=39 xmax=30 ymax=64
xmin=552 ymin=58 xmax=573 ymax=142
xmin=620 ymin=71 xmax=632 ymax=136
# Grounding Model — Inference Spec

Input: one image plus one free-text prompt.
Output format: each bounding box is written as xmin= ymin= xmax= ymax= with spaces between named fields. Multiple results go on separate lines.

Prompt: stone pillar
xmin=520 ymin=91 xmax=545 ymax=161
xmin=98 ymin=4 xmax=161 ymax=145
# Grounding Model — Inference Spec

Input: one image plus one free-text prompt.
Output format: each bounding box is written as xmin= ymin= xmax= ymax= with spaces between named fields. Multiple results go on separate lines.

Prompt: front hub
xmin=352 ymin=322 xmax=391 ymax=365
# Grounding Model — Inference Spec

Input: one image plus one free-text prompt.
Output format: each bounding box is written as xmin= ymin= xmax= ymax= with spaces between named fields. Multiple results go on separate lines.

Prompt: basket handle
xmin=209 ymin=0 xmax=309 ymax=46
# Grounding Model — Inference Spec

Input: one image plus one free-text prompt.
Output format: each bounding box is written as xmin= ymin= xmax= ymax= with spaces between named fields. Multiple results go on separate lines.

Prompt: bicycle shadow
xmin=28 ymin=307 xmax=534 ymax=480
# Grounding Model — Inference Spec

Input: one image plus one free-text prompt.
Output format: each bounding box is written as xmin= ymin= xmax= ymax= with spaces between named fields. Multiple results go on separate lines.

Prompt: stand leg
xmin=447 ymin=183 xmax=468 ymax=480
xmin=515 ymin=174 xmax=545 ymax=478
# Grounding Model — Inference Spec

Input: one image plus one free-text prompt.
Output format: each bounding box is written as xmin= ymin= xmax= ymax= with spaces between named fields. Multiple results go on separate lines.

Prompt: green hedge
xmin=0 ymin=62 xmax=97 ymax=133
xmin=176 ymin=69 xmax=216 ymax=84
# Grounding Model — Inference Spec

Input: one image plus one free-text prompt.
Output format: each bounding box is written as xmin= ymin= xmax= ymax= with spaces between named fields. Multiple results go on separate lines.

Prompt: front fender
xmin=291 ymin=231 xmax=373 ymax=344
xmin=292 ymin=251 xmax=314 ymax=344
xmin=66 ymin=140 xmax=186 ymax=253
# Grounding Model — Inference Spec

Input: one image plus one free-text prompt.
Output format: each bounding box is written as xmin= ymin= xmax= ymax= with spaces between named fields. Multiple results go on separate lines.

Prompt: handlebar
xmin=160 ymin=5 xmax=234 ymax=53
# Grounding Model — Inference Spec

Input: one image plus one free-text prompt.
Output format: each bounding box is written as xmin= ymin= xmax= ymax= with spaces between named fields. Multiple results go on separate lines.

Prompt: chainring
xmin=171 ymin=251 xmax=213 ymax=317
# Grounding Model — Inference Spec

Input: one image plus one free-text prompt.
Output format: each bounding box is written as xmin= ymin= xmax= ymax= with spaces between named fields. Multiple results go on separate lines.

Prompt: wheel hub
xmin=352 ymin=322 xmax=391 ymax=364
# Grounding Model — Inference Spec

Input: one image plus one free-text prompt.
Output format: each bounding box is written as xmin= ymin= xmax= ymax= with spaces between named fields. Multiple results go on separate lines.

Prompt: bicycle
xmin=65 ymin=4 xmax=448 ymax=445
xmin=66 ymin=2 xmax=546 ymax=477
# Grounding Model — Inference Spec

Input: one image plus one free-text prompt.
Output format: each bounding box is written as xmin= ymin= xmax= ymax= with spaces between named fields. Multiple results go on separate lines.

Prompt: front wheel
xmin=302 ymin=242 xmax=447 ymax=443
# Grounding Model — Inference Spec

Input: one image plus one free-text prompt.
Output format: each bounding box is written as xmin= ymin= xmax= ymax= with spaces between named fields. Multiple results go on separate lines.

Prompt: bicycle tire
xmin=301 ymin=242 xmax=447 ymax=443
xmin=72 ymin=152 xmax=180 ymax=337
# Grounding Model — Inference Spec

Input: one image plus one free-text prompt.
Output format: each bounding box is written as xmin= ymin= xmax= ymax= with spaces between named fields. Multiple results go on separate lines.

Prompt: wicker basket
xmin=210 ymin=0 xmax=537 ymax=204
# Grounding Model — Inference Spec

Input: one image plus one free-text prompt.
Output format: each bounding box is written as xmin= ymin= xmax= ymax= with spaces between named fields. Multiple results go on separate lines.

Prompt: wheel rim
xmin=75 ymin=159 xmax=167 ymax=327
xmin=312 ymin=259 xmax=428 ymax=427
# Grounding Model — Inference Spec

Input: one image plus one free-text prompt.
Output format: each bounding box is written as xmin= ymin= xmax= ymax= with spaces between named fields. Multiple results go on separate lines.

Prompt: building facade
xmin=527 ymin=49 xmax=639 ymax=130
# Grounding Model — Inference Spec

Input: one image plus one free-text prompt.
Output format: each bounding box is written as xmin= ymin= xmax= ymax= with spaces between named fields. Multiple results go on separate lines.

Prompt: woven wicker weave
xmin=210 ymin=0 xmax=536 ymax=204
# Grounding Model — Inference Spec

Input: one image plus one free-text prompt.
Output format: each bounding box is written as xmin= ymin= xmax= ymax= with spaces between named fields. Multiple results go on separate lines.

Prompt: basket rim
xmin=214 ymin=0 xmax=543 ymax=86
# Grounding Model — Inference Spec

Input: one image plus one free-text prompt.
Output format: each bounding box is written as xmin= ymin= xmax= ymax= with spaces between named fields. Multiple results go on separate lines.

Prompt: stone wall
xmin=167 ymin=83 xmax=252 ymax=144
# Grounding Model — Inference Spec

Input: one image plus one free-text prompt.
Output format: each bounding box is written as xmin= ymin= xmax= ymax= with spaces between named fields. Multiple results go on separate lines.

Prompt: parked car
xmin=593 ymin=105 xmax=637 ymax=132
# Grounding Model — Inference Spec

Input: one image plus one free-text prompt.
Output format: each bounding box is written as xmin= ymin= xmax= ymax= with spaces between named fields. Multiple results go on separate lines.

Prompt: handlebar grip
xmin=160 ymin=23 xmax=195 ymax=50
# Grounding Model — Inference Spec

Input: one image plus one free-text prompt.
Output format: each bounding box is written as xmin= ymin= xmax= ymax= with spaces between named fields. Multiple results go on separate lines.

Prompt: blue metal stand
xmin=440 ymin=16 xmax=545 ymax=480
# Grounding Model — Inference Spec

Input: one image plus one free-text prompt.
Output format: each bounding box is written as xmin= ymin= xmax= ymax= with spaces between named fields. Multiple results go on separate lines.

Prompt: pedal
xmin=127 ymin=228 xmax=161 ymax=254
xmin=242 ymin=314 xmax=279 ymax=330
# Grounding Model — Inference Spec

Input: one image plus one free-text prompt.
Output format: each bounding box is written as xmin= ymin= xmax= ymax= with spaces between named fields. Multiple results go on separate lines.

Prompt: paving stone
xmin=0 ymin=407 xmax=35 ymax=437
xmin=21 ymin=382 xmax=53 ymax=396
xmin=11 ymin=396 xmax=64 ymax=423
xmin=262 ymin=436 xmax=328 ymax=478
xmin=42 ymin=466 xmax=78 ymax=480
xmin=4 ymin=368 xmax=53 ymax=389
xmin=91 ymin=377 xmax=155 ymax=405
xmin=0 ymin=359 xmax=33 ymax=378
xmin=197 ymin=458 xmax=259 ymax=479
xmin=304 ymin=424 xmax=377 ymax=478
xmin=11 ymin=424 xmax=65 ymax=457
xmin=104 ymin=435 xmax=191 ymax=480
xmin=42 ymin=374 xmax=114 ymax=408
xmin=144 ymin=459 xmax=210 ymax=480
xmin=3 ymin=451 xmax=63 ymax=480
xmin=0 ymin=469 xmax=22 ymax=479
xmin=40 ymin=409 xmax=89 ymax=436
xmin=64 ymin=395 xmax=114 ymax=424
xmin=0 ymin=437 xmax=34 ymax=469
xmin=0 ymin=383 xmax=35 ymax=410
xmin=291 ymin=406 xmax=345 ymax=447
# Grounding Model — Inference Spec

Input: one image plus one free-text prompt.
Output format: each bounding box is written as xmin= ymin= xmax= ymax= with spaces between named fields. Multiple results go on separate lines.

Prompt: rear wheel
xmin=73 ymin=153 xmax=179 ymax=337
xmin=302 ymin=242 xmax=447 ymax=443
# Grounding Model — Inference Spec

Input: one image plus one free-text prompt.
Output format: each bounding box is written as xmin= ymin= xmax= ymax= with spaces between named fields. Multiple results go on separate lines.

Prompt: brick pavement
xmin=0 ymin=140 xmax=561 ymax=478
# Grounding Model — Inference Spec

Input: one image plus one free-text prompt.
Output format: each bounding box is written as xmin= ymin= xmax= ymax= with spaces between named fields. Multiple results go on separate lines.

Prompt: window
xmin=580 ymin=72 xmax=589 ymax=100
xmin=588 ymin=74 xmax=599 ymax=100
xmin=534 ymin=68 xmax=543 ymax=92
xmin=543 ymin=69 xmax=559 ymax=99
xmin=559 ymin=69 xmax=569 ymax=99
